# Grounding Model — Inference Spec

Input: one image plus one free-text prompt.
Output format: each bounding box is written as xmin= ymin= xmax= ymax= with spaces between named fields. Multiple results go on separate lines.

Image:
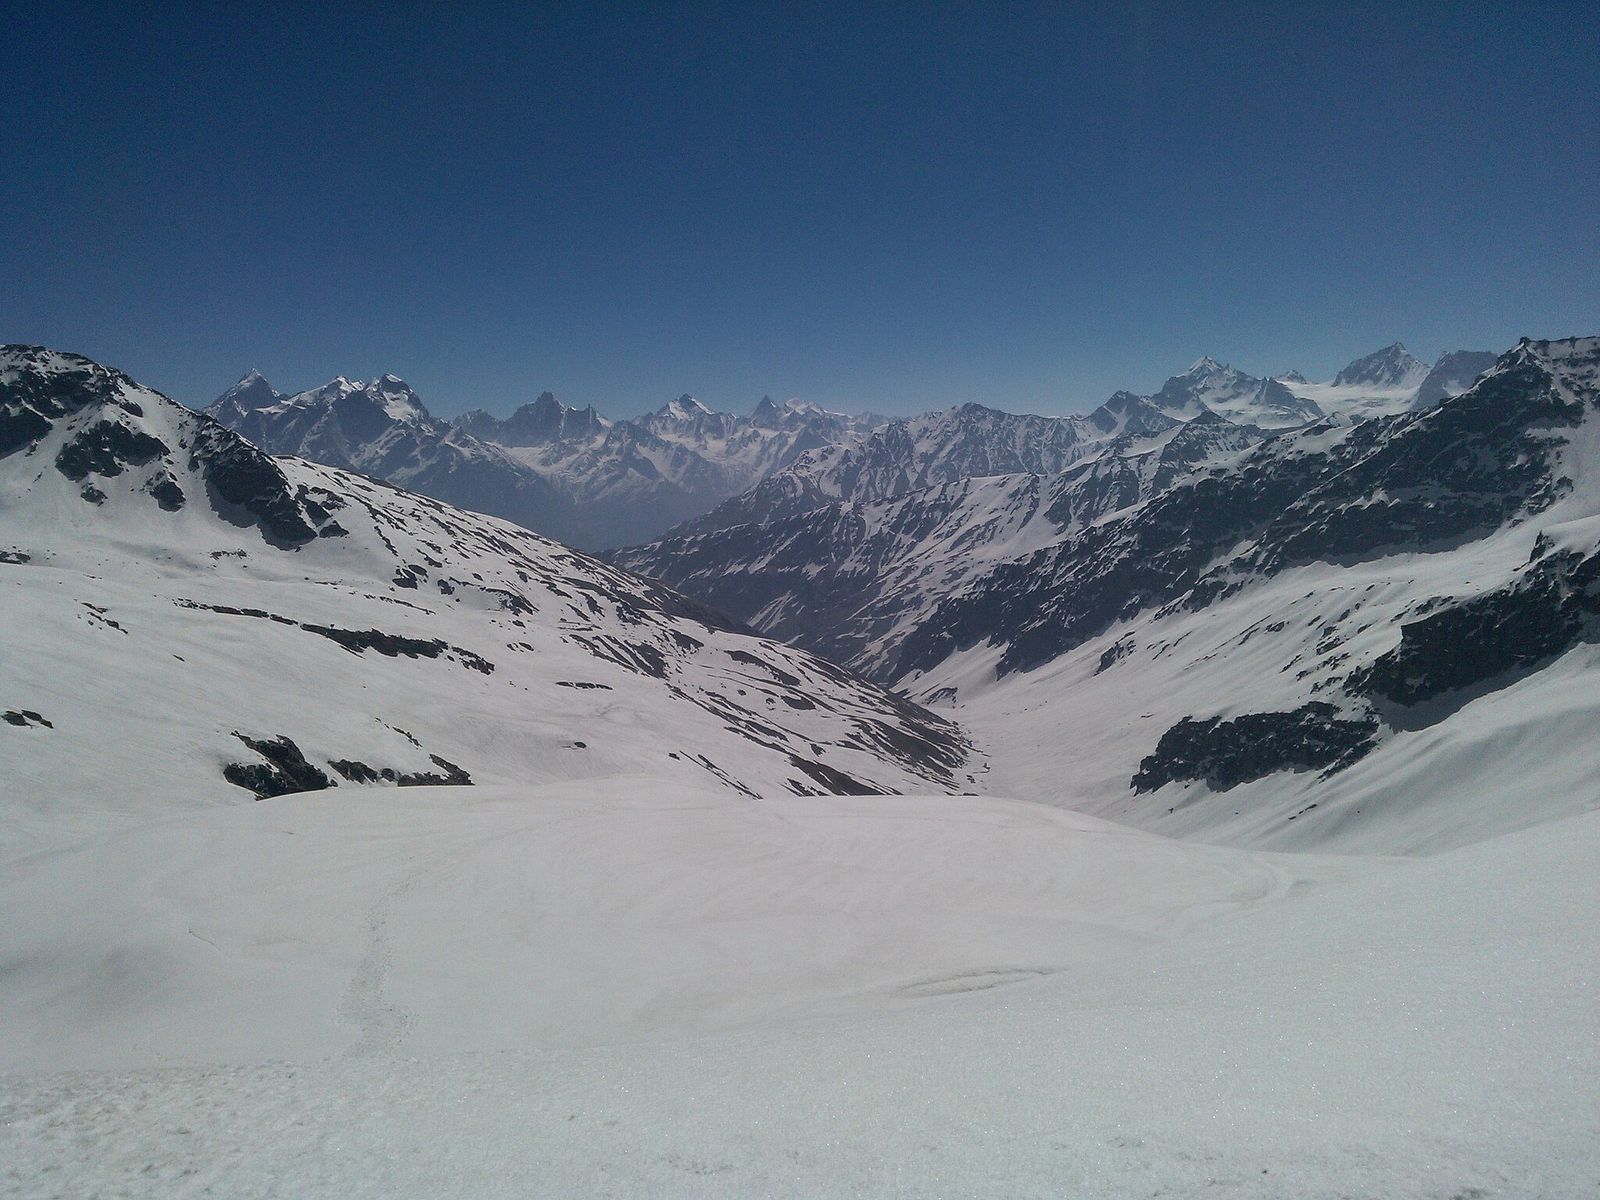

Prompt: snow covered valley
xmin=2 ymin=344 xmax=1597 ymax=1197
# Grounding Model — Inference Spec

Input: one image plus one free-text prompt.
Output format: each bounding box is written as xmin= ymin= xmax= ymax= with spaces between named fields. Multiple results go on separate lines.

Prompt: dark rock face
xmin=172 ymin=600 xmax=496 ymax=674
xmin=1132 ymin=703 xmax=1380 ymax=793
xmin=229 ymin=737 xmax=473 ymax=795
xmin=54 ymin=420 xmax=168 ymax=481
xmin=395 ymin=754 xmax=473 ymax=786
xmin=1 ymin=345 xmax=146 ymax=458
xmin=0 ymin=405 xmax=51 ymax=457
xmin=1354 ymin=546 xmax=1600 ymax=713
xmin=330 ymin=754 xmax=473 ymax=786
xmin=145 ymin=473 xmax=186 ymax=510
xmin=223 ymin=734 xmax=334 ymax=798
xmin=187 ymin=420 xmax=321 ymax=546
xmin=788 ymin=755 xmax=877 ymax=795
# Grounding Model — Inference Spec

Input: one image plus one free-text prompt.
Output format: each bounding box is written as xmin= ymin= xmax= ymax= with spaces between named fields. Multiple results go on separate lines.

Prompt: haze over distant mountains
xmin=202 ymin=342 xmax=1497 ymax=551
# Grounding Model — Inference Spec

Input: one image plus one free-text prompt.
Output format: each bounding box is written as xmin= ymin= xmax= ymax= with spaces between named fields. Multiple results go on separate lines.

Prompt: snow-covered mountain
xmin=618 ymin=409 xmax=1262 ymax=676
xmin=0 ymin=345 xmax=974 ymax=851
xmin=454 ymin=390 xmax=610 ymax=444
xmin=1411 ymin=349 xmax=1500 ymax=410
xmin=490 ymin=392 xmax=878 ymax=546
xmin=1148 ymin=356 xmax=1323 ymax=427
xmin=8 ymin=343 xmax=1598 ymax=1200
xmin=204 ymin=369 xmax=584 ymax=541
xmin=1332 ymin=341 xmax=1430 ymax=390
xmin=1280 ymin=343 xmax=1495 ymax=419
xmin=664 ymin=362 xmax=1314 ymax=540
xmin=204 ymin=375 xmax=877 ymax=549
xmin=623 ymin=337 xmax=1600 ymax=853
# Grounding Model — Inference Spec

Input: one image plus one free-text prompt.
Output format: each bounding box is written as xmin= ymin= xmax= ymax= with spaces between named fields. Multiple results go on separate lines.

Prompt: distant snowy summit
xmin=1150 ymin=356 xmax=1322 ymax=428
xmin=455 ymin=391 xmax=609 ymax=446
xmin=201 ymin=340 xmax=1498 ymax=553
xmin=203 ymin=374 xmax=878 ymax=549
xmin=1331 ymin=342 xmax=1430 ymax=390
xmin=1275 ymin=342 xmax=1496 ymax=420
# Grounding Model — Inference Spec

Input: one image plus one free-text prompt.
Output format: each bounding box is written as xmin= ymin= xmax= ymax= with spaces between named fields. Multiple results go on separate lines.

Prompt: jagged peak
xmin=213 ymin=368 xmax=281 ymax=411
xmin=1332 ymin=342 xmax=1429 ymax=388
xmin=657 ymin=394 xmax=716 ymax=419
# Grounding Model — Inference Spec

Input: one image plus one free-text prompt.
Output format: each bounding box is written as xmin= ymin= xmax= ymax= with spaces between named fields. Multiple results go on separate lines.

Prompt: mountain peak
xmin=1412 ymin=349 xmax=1501 ymax=411
xmin=658 ymin=394 xmax=715 ymax=420
xmin=1332 ymin=343 xmax=1429 ymax=390
xmin=210 ymin=368 xmax=284 ymax=415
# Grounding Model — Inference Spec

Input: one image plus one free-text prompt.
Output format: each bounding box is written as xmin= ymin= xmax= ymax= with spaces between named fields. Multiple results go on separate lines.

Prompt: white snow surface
xmin=4 ymin=344 xmax=1597 ymax=1197
xmin=2 ymin=784 xmax=1595 ymax=1198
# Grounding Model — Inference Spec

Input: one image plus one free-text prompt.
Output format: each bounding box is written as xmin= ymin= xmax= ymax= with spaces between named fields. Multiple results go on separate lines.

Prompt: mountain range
xmin=200 ymin=343 xmax=1496 ymax=552
xmin=619 ymin=336 xmax=1600 ymax=852
xmin=205 ymin=373 xmax=880 ymax=550
xmin=0 ymin=344 xmax=972 ymax=847
xmin=6 ymin=336 xmax=1596 ymax=1198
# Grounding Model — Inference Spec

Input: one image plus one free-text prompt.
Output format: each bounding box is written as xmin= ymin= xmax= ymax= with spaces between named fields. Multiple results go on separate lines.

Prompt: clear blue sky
xmin=4 ymin=2 xmax=1597 ymax=418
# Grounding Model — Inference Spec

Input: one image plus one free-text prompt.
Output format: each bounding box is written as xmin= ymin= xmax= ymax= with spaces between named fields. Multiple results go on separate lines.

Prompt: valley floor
xmin=2 ymin=783 xmax=1595 ymax=1198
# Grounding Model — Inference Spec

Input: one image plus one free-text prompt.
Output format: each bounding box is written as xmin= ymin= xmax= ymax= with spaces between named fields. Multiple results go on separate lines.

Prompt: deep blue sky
xmin=4 ymin=2 xmax=1597 ymax=418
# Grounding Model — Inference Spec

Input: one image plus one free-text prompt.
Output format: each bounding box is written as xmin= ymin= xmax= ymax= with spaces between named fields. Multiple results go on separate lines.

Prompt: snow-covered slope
xmin=0 ymin=345 xmax=973 ymax=858
xmin=626 ymin=337 xmax=1600 ymax=853
xmin=3 ymin=784 xmax=1595 ymax=1198
xmin=618 ymin=411 xmax=1261 ymax=676
xmin=905 ymin=337 xmax=1600 ymax=851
